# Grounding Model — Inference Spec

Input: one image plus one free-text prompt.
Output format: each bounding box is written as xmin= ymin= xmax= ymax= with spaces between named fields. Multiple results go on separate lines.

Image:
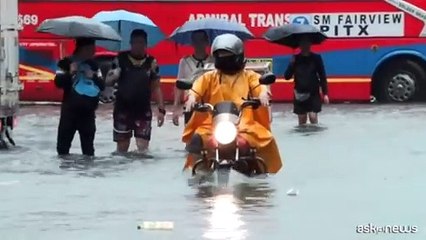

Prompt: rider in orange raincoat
xmin=182 ymin=33 xmax=283 ymax=174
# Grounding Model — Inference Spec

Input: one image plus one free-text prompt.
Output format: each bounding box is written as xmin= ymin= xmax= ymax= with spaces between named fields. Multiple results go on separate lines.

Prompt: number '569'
xmin=18 ymin=14 xmax=38 ymax=26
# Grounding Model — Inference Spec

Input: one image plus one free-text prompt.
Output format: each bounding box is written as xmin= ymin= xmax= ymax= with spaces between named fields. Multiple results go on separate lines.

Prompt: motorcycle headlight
xmin=214 ymin=121 xmax=237 ymax=145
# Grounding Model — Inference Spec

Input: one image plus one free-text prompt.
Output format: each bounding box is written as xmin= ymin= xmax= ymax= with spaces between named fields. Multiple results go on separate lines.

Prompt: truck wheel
xmin=374 ymin=59 xmax=426 ymax=102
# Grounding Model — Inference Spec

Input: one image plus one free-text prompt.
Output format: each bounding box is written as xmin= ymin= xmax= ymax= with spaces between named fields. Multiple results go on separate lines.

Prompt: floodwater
xmin=1 ymin=103 xmax=426 ymax=240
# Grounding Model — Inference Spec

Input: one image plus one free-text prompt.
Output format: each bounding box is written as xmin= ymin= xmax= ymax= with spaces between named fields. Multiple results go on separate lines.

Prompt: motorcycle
xmin=177 ymin=72 xmax=276 ymax=184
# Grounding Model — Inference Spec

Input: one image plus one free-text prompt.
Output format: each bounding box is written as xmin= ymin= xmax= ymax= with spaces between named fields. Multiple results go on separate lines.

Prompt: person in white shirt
xmin=172 ymin=30 xmax=213 ymax=126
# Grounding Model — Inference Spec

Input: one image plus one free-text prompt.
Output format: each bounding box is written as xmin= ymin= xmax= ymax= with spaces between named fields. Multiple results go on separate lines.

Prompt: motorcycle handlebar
xmin=192 ymin=103 xmax=214 ymax=112
xmin=189 ymin=99 xmax=262 ymax=113
xmin=241 ymin=98 xmax=261 ymax=109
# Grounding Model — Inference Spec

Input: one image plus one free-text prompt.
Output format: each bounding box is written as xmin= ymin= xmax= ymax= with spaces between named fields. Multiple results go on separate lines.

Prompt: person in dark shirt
xmin=105 ymin=29 xmax=165 ymax=154
xmin=284 ymin=35 xmax=329 ymax=125
xmin=54 ymin=38 xmax=105 ymax=156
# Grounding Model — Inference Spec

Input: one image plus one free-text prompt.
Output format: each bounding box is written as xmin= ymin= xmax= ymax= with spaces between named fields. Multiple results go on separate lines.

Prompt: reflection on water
xmin=203 ymin=193 xmax=247 ymax=240
xmin=195 ymin=181 xmax=274 ymax=240
xmin=4 ymin=104 xmax=426 ymax=239
xmin=57 ymin=151 xmax=158 ymax=171
xmin=290 ymin=123 xmax=328 ymax=136
xmin=196 ymin=185 xmax=215 ymax=199
xmin=58 ymin=154 xmax=96 ymax=170
xmin=233 ymin=182 xmax=275 ymax=209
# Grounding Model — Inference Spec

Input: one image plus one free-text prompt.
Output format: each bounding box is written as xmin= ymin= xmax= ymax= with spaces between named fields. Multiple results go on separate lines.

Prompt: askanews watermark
xmin=356 ymin=223 xmax=418 ymax=234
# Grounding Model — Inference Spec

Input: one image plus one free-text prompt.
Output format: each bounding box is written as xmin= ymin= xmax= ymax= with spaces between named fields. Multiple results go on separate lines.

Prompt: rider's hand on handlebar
xmin=184 ymin=95 xmax=196 ymax=112
xmin=259 ymin=91 xmax=270 ymax=106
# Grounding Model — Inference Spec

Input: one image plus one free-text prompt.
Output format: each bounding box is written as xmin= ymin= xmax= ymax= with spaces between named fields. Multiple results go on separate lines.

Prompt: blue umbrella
xmin=92 ymin=10 xmax=165 ymax=51
xmin=169 ymin=18 xmax=254 ymax=45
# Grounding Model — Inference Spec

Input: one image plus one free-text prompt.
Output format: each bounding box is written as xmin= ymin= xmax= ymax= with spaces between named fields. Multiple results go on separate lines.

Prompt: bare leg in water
xmin=135 ymin=138 xmax=149 ymax=154
xmin=116 ymin=139 xmax=130 ymax=153
xmin=298 ymin=114 xmax=308 ymax=125
xmin=298 ymin=112 xmax=319 ymax=125
xmin=308 ymin=112 xmax=318 ymax=124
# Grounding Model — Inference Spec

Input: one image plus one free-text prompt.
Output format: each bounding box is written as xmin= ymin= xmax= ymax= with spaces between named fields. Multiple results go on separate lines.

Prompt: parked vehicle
xmin=18 ymin=0 xmax=426 ymax=103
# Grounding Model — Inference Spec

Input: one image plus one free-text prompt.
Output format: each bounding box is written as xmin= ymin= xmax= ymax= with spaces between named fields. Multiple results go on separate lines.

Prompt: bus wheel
xmin=374 ymin=60 xmax=426 ymax=103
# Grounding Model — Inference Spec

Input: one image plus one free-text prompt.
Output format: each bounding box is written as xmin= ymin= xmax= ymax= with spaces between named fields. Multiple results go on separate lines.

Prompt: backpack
xmin=68 ymin=60 xmax=101 ymax=113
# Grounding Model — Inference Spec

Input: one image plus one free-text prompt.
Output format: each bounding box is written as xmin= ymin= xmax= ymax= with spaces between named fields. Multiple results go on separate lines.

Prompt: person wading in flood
xmin=172 ymin=30 xmax=213 ymax=126
xmin=54 ymin=38 xmax=105 ymax=156
xmin=284 ymin=35 xmax=329 ymax=125
xmin=105 ymin=29 xmax=165 ymax=154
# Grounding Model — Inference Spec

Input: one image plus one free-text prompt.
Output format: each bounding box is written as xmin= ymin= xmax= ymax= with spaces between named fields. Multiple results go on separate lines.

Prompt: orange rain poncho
xmin=182 ymin=69 xmax=283 ymax=173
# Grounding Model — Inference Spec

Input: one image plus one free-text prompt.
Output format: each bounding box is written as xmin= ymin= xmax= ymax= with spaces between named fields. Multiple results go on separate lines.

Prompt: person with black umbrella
xmin=54 ymin=38 xmax=105 ymax=157
xmin=263 ymin=24 xmax=330 ymax=126
xmin=284 ymin=35 xmax=329 ymax=125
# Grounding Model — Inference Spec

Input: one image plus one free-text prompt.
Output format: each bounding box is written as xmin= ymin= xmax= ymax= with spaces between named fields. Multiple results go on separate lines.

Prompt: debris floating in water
xmin=0 ymin=180 xmax=20 ymax=186
xmin=245 ymin=196 xmax=267 ymax=201
xmin=286 ymin=188 xmax=299 ymax=196
xmin=137 ymin=221 xmax=174 ymax=230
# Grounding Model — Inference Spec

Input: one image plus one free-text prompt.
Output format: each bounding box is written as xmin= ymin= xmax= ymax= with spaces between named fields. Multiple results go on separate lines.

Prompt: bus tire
xmin=374 ymin=59 xmax=426 ymax=103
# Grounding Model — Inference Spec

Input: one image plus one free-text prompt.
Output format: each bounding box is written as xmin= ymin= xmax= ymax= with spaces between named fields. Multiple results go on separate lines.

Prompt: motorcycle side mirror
xmin=176 ymin=79 xmax=193 ymax=90
xmin=259 ymin=72 xmax=276 ymax=85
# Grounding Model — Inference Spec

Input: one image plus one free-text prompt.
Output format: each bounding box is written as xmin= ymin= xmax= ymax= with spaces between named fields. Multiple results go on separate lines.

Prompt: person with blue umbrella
xmin=92 ymin=9 xmax=165 ymax=51
xmin=93 ymin=10 xmax=166 ymax=154
xmin=105 ymin=29 xmax=165 ymax=154
xmin=172 ymin=30 xmax=214 ymax=126
xmin=169 ymin=18 xmax=254 ymax=45
xmin=169 ymin=18 xmax=254 ymax=126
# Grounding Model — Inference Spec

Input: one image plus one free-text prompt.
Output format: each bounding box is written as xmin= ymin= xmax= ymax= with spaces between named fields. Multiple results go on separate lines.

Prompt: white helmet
xmin=211 ymin=33 xmax=244 ymax=55
xmin=211 ymin=34 xmax=245 ymax=74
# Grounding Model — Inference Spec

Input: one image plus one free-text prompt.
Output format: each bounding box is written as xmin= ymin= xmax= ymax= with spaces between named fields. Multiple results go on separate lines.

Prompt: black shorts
xmin=113 ymin=108 xmax=152 ymax=141
xmin=293 ymin=93 xmax=322 ymax=115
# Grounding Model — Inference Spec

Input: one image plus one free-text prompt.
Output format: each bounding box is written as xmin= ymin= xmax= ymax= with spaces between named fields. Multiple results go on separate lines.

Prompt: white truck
xmin=0 ymin=0 xmax=23 ymax=149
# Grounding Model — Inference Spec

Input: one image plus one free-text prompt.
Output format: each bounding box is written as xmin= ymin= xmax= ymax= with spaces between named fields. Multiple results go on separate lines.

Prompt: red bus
xmin=18 ymin=0 xmax=426 ymax=103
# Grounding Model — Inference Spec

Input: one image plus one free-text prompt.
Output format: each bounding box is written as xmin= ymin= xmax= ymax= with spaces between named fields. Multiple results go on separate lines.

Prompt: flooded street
xmin=1 ymin=103 xmax=426 ymax=240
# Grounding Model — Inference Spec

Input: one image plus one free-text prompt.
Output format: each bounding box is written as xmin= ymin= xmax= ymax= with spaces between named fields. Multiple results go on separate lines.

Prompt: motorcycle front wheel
xmin=192 ymin=158 xmax=217 ymax=176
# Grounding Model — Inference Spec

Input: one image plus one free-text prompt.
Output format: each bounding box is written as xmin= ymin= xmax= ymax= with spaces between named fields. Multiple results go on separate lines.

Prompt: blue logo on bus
xmin=292 ymin=16 xmax=309 ymax=25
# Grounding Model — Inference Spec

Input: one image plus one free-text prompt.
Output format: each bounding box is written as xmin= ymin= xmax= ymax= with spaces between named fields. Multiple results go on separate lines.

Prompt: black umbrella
xmin=37 ymin=16 xmax=121 ymax=41
xmin=263 ymin=23 xmax=327 ymax=48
